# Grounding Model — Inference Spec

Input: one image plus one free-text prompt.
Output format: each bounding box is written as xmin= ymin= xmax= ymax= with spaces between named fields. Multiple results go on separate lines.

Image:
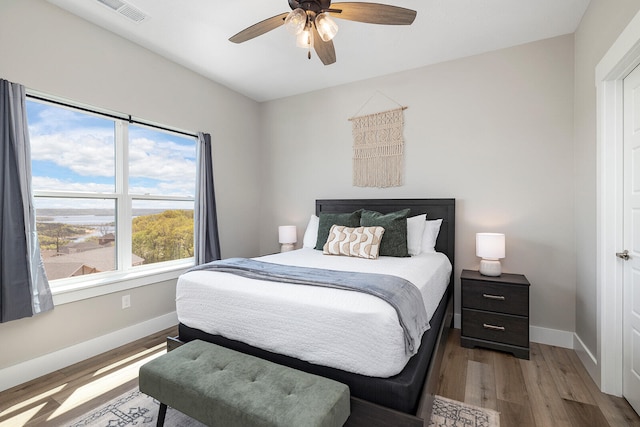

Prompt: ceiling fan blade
xmin=330 ymin=2 xmax=416 ymax=25
xmin=229 ymin=12 xmax=289 ymax=43
xmin=312 ymin=25 xmax=336 ymax=65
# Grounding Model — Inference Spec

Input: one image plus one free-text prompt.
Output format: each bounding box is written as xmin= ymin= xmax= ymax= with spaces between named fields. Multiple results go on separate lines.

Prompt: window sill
xmin=51 ymin=261 xmax=193 ymax=306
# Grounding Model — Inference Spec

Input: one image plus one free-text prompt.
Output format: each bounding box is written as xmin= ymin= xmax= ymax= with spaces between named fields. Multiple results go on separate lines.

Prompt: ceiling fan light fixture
xmin=284 ymin=8 xmax=307 ymax=35
xmin=315 ymin=12 xmax=338 ymax=42
xmin=296 ymin=26 xmax=314 ymax=49
xmin=229 ymin=1 xmax=417 ymax=65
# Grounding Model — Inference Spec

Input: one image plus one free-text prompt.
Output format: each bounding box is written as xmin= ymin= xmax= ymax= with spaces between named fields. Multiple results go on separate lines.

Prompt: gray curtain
xmin=194 ymin=132 xmax=221 ymax=265
xmin=0 ymin=79 xmax=53 ymax=323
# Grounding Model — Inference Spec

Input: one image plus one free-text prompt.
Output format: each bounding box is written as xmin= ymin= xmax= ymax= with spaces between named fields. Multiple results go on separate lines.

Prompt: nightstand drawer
xmin=462 ymin=280 xmax=528 ymax=316
xmin=461 ymin=309 xmax=529 ymax=348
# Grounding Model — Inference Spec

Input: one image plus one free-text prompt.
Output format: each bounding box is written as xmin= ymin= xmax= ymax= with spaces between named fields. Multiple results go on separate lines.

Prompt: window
xmin=27 ymin=97 xmax=196 ymax=287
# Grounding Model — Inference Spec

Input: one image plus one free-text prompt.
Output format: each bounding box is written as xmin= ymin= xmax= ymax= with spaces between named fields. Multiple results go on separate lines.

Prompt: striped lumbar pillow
xmin=323 ymin=225 xmax=385 ymax=259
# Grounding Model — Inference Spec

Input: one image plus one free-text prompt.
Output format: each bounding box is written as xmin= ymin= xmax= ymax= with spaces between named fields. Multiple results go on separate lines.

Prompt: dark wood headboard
xmin=315 ymin=199 xmax=455 ymax=270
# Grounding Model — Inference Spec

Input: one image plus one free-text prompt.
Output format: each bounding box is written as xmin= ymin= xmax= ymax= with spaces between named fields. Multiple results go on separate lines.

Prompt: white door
xmin=623 ymin=63 xmax=640 ymax=415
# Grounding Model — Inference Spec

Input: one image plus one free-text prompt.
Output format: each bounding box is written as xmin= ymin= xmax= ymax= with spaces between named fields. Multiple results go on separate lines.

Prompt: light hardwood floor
xmin=0 ymin=326 xmax=638 ymax=426
xmin=437 ymin=329 xmax=640 ymax=427
xmin=0 ymin=326 xmax=178 ymax=427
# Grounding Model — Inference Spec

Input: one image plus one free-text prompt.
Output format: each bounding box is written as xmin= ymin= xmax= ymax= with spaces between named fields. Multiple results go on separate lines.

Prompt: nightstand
xmin=460 ymin=269 xmax=530 ymax=359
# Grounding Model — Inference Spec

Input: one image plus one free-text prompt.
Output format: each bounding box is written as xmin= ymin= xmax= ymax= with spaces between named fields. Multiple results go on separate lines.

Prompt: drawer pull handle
xmin=483 ymin=323 xmax=506 ymax=331
xmin=483 ymin=294 xmax=506 ymax=301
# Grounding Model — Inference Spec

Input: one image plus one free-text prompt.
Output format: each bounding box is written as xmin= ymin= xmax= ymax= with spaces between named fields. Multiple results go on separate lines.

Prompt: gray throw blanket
xmin=189 ymin=258 xmax=430 ymax=354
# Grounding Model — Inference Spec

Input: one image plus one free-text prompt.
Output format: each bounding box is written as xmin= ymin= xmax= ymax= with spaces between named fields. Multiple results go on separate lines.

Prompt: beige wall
xmin=0 ymin=0 xmax=261 ymax=372
xmin=259 ymin=35 xmax=576 ymax=334
xmin=0 ymin=281 xmax=175 ymax=368
xmin=573 ymin=0 xmax=640 ymax=359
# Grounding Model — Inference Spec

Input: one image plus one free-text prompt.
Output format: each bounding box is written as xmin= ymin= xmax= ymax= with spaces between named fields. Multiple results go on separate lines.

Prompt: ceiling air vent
xmin=95 ymin=0 xmax=148 ymax=23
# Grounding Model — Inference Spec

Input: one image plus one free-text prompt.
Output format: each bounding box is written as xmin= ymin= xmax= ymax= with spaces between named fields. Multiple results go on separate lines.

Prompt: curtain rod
xmin=26 ymin=93 xmax=198 ymax=139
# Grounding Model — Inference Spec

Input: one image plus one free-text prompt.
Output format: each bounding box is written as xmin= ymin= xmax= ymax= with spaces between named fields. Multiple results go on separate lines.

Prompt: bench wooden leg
xmin=156 ymin=402 xmax=167 ymax=427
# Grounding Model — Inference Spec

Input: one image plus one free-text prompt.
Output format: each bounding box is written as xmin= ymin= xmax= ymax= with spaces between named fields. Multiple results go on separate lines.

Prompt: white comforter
xmin=176 ymin=248 xmax=452 ymax=377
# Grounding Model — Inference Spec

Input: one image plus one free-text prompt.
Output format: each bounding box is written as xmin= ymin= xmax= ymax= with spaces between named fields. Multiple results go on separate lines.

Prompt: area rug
xmin=428 ymin=395 xmax=500 ymax=427
xmin=67 ymin=388 xmax=500 ymax=427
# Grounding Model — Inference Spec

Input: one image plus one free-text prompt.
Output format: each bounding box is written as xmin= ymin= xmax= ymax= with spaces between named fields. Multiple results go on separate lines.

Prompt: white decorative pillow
xmin=421 ymin=219 xmax=443 ymax=253
xmin=407 ymin=214 xmax=427 ymax=256
xmin=302 ymin=214 xmax=319 ymax=248
xmin=323 ymin=225 xmax=385 ymax=259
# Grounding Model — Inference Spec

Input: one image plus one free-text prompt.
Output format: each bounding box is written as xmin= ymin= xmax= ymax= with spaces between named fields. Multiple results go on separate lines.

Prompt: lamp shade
xmin=285 ymin=8 xmax=307 ymax=35
xmin=476 ymin=233 xmax=505 ymax=260
xmin=278 ymin=225 xmax=297 ymax=244
xmin=296 ymin=27 xmax=313 ymax=49
xmin=315 ymin=13 xmax=338 ymax=42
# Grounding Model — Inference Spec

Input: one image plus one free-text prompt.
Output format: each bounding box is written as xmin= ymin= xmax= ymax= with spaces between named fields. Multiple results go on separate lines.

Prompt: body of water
xmin=37 ymin=215 xmax=115 ymax=225
xmin=37 ymin=215 xmax=116 ymax=243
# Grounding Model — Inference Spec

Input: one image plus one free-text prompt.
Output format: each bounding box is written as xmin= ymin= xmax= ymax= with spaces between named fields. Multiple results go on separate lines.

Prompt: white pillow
xmin=421 ymin=219 xmax=443 ymax=253
xmin=302 ymin=214 xmax=319 ymax=248
xmin=407 ymin=214 xmax=427 ymax=256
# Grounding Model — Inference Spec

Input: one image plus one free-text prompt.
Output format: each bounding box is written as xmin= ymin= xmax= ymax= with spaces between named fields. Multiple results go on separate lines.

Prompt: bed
xmin=176 ymin=198 xmax=455 ymax=417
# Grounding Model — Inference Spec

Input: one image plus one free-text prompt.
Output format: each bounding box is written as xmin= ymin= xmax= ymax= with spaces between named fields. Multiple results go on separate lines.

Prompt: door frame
xmin=596 ymin=10 xmax=640 ymax=395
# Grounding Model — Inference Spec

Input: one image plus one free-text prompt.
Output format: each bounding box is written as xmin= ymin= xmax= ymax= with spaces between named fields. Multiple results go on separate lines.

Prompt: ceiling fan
xmin=229 ymin=0 xmax=417 ymax=65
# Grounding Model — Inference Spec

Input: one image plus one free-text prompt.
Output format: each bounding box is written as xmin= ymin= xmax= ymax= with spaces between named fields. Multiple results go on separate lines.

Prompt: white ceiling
xmin=47 ymin=0 xmax=590 ymax=102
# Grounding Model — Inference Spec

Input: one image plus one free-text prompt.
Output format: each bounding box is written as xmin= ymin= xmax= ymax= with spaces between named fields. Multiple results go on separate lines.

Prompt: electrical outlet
xmin=122 ymin=294 xmax=131 ymax=309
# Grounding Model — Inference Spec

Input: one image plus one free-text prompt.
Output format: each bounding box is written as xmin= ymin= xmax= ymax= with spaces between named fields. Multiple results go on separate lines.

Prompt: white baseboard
xmin=530 ymin=325 xmax=574 ymax=348
xmin=0 ymin=311 xmax=178 ymax=392
xmin=574 ymin=332 xmax=601 ymax=389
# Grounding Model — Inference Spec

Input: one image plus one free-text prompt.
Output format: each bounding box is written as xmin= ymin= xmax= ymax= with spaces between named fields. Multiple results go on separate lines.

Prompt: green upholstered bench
xmin=139 ymin=339 xmax=351 ymax=427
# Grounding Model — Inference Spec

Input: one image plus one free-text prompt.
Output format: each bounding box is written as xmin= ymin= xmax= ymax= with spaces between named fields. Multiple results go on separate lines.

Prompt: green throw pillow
xmin=360 ymin=208 xmax=410 ymax=257
xmin=315 ymin=211 xmax=362 ymax=250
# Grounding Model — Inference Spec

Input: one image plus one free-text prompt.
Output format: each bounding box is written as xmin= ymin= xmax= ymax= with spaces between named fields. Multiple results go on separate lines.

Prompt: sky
xmin=26 ymin=99 xmax=196 ymax=210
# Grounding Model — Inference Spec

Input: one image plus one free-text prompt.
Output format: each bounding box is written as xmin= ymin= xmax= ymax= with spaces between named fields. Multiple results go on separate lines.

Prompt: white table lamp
xmin=476 ymin=233 xmax=505 ymax=276
xmin=278 ymin=225 xmax=297 ymax=252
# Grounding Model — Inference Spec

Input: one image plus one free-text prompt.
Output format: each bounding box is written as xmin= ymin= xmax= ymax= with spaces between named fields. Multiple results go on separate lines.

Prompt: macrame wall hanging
xmin=349 ymin=93 xmax=407 ymax=188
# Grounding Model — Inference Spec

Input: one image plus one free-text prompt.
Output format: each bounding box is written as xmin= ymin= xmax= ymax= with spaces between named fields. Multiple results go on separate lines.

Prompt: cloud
xmin=31 ymin=132 xmax=115 ymax=177
xmin=129 ymin=136 xmax=196 ymax=189
xmin=29 ymin=103 xmax=196 ymax=197
xmin=32 ymin=176 xmax=114 ymax=193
